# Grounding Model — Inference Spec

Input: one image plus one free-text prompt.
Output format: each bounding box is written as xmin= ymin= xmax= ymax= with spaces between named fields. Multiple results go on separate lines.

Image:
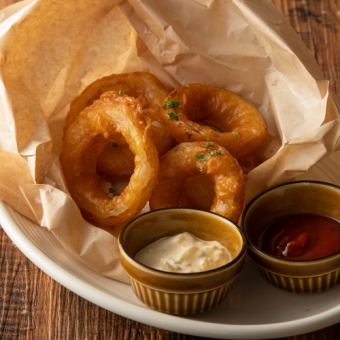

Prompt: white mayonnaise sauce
xmin=135 ymin=232 xmax=232 ymax=273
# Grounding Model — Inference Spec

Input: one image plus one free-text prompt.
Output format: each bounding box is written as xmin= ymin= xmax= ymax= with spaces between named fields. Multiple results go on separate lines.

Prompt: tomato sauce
xmin=258 ymin=214 xmax=340 ymax=260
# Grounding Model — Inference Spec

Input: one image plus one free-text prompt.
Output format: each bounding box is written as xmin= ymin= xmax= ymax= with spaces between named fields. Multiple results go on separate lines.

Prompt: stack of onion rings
xmin=62 ymin=73 xmax=268 ymax=233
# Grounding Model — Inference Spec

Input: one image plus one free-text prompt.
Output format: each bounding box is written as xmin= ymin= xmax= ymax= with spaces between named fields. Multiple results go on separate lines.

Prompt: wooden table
xmin=1 ymin=0 xmax=339 ymax=339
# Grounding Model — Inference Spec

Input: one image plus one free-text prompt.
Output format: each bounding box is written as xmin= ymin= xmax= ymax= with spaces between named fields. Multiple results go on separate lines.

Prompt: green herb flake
xmin=108 ymin=187 xmax=117 ymax=197
xmin=111 ymin=142 xmax=119 ymax=148
xmin=205 ymin=142 xmax=214 ymax=148
xmin=167 ymin=111 xmax=179 ymax=121
xmin=208 ymin=150 xmax=223 ymax=157
xmin=195 ymin=153 xmax=206 ymax=160
xmin=231 ymin=131 xmax=239 ymax=140
xmin=163 ymin=99 xmax=180 ymax=109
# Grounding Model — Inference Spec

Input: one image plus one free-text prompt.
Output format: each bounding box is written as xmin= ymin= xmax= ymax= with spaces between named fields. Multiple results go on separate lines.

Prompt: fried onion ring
xmin=66 ymin=72 xmax=173 ymax=155
xmin=150 ymin=142 xmax=245 ymax=222
xmin=161 ymin=84 xmax=267 ymax=158
xmin=61 ymin=92 xmax=159 ymax=234
xmin=97 ymin=143 xmax=135 ymax=178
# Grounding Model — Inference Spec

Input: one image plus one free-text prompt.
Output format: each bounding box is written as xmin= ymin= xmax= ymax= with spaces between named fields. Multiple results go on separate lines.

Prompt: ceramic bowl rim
xmin=242 ymin=180 xmax=340 ymax=267
xmin=118 ymin=208 xmax=247 ymax=278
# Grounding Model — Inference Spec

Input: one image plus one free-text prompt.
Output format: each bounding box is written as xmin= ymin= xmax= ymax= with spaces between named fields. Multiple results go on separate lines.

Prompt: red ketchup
xmin=259 ymin=214 xmax=340 ymax=260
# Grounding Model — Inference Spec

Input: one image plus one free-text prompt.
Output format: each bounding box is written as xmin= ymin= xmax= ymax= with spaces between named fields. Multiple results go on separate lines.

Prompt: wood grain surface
xmin=0 ymin=0 xmax=339 ymax=339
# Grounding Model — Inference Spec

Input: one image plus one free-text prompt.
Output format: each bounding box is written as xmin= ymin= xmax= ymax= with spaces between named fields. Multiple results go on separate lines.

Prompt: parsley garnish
xmin=208 ymin=150 xmax=223 ymax=157
xmin=167 ymin=111 xmax=179 ymax=121
xmin=205 ymin=142 xmax=214 ymax=148
xmin=195 ymin=153 xmax=206 ymax=160
xmin=108 ymin=187 xmax=117 ymax=197
xmin=195 ymin=149 xmax=223 ymax=161
xmin=163 ymin=99 xmax=180 ymax=109
xmin=231 ymin=131 xmax=239 ymax=140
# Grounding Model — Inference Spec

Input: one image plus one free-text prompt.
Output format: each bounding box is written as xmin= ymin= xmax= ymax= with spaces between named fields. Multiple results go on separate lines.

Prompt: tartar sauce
xmin=135 ymin=232 xmax=232 ymax=273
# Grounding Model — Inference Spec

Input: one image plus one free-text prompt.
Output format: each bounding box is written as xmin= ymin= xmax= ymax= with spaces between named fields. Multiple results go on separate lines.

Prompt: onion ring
xmin=161 ymin=84 xmax=267 ymax=158
xmin=97 ymin=142 xmax=134 ymax=178
xmin=61 ymin=91 xmax=159 ymax=234
xmin=150 ymin=141 xmax=245 ymax=222
xmin=66 ymin=72 xmax=173 ymax=155
xmin=178 ymin=174 xmax=215 ymax=211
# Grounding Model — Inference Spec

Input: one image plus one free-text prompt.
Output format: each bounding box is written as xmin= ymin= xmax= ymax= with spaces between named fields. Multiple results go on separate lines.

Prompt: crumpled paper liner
xmin=0 ymin=0 xmax=339 ymax=283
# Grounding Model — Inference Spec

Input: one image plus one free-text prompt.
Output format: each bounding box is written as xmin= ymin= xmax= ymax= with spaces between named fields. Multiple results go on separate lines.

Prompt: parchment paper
xmin=0 ymin=0 xmax=339 ymax=283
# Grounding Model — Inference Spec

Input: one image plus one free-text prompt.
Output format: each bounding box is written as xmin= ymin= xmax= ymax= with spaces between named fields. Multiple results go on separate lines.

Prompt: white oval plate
xmin=1 ymin=1 xmax=340 ymax=338
xmin=1 ymin=153 xmax=340 ymax=339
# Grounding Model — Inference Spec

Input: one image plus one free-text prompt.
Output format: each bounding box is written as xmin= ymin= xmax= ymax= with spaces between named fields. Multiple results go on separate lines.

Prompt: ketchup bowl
xmin=242 ymin=181 xmax=340 ymax=293
xmin=118 ymin=208 xmax=246 ymax=315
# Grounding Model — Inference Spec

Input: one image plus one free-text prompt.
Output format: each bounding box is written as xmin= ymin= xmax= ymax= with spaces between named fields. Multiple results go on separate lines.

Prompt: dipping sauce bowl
xmin=242 ymin=181 xmax=340 ymax=293
xmin=118 ymin=208 xmax=246 ymax=315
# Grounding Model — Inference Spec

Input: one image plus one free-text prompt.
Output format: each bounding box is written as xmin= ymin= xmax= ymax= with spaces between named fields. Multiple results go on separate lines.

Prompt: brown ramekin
xmin=242 ymin=181 xmax=340 ymax=293
xmin=118 ymin=208 xmax=246 ymax=315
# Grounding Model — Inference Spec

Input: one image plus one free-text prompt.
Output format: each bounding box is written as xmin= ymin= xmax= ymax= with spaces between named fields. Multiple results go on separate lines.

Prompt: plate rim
xmin=1 ymin=203 xmax=340 ymax=339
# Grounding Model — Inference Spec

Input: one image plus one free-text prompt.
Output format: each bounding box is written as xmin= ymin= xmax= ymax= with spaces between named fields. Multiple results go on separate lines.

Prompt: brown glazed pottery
xmin=118 ymin=208 xmax=246 ymax=315
xmin=243 ymin=181 xmax=340 ymax=293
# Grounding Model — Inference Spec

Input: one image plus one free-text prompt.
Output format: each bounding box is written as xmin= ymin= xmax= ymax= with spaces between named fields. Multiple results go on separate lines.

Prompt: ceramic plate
xmin=1 ymin=152 xmax=340 ymax=339
xmin=1 ymin=1 xmax=340 ymax=338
